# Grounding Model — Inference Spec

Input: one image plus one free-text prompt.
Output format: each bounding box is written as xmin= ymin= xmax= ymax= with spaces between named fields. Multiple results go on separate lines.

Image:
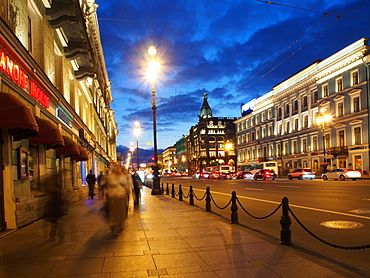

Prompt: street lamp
xmin=147 ymin=45 xmax=162 ymax=195
xmin=225 ymin=140 xmax=233 ymax=165
xmin=133 ymin=121 xmax=141 ymax=169
xmin=316 ymin=108 xmax=332 ymax=173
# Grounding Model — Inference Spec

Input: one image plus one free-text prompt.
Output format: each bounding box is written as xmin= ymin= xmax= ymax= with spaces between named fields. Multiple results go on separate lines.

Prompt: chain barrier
xmin=236 ymin=197 xmax=282 ymax=219
xmin=164 ymin=183 xmax=369 ymax=250
xmin=288 ymin=207 xmax=370 ymax=250
xmin=209 ymin=192 xmax=232 ymax=210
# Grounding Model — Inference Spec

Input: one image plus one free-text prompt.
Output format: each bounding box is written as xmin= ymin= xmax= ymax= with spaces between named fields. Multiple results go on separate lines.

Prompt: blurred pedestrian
xmin=131 ymin=168 xmax=143 ymax=207
xmin=42 ymin=172 xmax=66 ymax=243
xmin=97 ymin=170 xmax=108 ymax=200
xmin=105 ymin=165 xmax=133 ymax=234
xmin=86 ymin=170 xmax=96 ymax=199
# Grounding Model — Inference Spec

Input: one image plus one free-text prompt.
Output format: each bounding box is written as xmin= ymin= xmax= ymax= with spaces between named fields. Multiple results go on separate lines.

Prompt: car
xmin=209 ymin=171 xmax=221 ymax=179
xmin=322 ymin=168 xmax=362 ymax=181
xmin=200 ymin=172 xmax=210 ymax=179
xmin=192 ymin=172 xmax=201 ymax=179
xmin=220 ymin=172 xmax=232 ymax=180
xmin=236 ymin=171 xmax=254 ymax=180
xmin=253 ymin=169 xmax=276 ymax=180
xmin=288 ymin=168 xmax=316 ymax=180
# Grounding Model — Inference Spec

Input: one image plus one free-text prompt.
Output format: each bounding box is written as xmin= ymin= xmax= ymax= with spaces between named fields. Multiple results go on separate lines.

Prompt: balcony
xmin=329 ymin=146 xmax=348 ymax=156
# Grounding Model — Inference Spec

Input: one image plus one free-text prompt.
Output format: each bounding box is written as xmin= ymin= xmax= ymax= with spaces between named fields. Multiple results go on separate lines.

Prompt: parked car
xmin=209 ymin=171 xmax=221 ymax=179
xmin=220 ymin=172 xmax=232 ymax=180
xmin=236 ymin=171 xmax=254 ymax=180
xmin=322 ymin=169 xmax=362 ymax=181
xmin=253 ymin=169 xmax=276 ymax=180
xmin=288 ymin=168 xmax=315 ymax=180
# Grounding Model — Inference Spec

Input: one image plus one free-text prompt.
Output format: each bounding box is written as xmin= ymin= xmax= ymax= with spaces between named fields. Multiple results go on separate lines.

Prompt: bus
xmin=237 ymin=161 xmax=278 ymax=175
xmin=205 ymin=165 xmax=235 ymax=173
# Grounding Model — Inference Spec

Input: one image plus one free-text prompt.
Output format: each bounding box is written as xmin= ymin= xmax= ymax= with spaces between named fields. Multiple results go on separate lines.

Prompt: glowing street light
xmin=148 ymin=45 xmax=161 ymax=195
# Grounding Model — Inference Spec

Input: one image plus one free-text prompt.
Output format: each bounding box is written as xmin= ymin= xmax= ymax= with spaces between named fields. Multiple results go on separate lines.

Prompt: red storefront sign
xmin=0 ymin=48 xmax=50 ymax=108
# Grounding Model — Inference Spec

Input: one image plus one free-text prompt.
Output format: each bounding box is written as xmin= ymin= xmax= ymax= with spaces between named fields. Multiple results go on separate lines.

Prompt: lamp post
xmin=129 ymin=142 xmax=135 ymax=169
xmin=147 ymin=45 xmax=162 ymax=195
xmin=133 ymin=121 xmax=141 ymax=169
xmin=316 ymin=108 xmax=332 ymax=173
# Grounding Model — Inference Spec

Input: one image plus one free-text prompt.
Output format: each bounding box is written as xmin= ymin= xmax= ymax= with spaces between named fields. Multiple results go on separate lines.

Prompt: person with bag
xmin=131 ymin=168 xmax=143 ymax=207
xmin=105 ymin=165 xmax=133 ymax=234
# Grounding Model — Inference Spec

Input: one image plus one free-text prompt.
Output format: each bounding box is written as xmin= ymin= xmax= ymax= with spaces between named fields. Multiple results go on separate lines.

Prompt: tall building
xmin=235 ymin=38 xmax=370 ymax=176
xmin=162 ymin=146 xmax=177 ymax=173
xmin=187 ymin=93 xmax=237 ymax=174
xmin=0 ymin=0 xmax=117 ymax=230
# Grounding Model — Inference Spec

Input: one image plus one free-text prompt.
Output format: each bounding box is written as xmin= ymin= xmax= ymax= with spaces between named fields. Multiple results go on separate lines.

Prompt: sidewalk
xmin=0 ymin=187 xmax=354 ymax=278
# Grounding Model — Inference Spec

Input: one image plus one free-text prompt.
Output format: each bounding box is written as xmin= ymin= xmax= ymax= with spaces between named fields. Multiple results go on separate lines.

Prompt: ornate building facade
xmin=0 ymin=0 xmax=117 ymax=230
xmin=235 ymin=38 xmax=370 ymax=176
xmin=187 ymin=94 xmax=237 ymax=174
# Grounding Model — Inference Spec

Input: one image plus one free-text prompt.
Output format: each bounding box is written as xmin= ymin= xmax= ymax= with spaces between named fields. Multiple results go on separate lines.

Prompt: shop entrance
xmin=338 ymin=157 xmax=347 ymax=168
xmin=0 ymin=130 xmax=5 ymax=230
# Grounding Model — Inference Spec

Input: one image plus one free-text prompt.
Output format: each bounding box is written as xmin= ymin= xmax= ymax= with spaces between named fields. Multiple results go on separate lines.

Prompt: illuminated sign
xmin=56 ymin=107 xmax=73 ymax=128
xmin=241 ymin=99 xmax=255 ymax=116
xmin=0 ymin=49 xmax=50 ymax=108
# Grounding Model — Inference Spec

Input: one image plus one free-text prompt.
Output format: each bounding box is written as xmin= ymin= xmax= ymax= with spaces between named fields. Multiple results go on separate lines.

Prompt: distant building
xmin=162 ymin=146 xmax=177 ymax=173
xmin=187 ymin=94 xmax=237 ymax=174
xmin=235 ymin=38 xmax=370 ymax=176
xmin=175 ymin=135 xmax=188 ymax=173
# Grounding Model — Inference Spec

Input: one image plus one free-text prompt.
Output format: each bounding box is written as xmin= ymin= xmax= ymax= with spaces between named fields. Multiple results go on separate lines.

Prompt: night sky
xmin=96 ymin=0 xmax=370 ymax=150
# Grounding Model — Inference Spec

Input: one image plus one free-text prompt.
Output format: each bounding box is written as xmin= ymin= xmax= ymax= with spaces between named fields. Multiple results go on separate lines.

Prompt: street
xmin=161 ymin=177 xmax=370 ymax=277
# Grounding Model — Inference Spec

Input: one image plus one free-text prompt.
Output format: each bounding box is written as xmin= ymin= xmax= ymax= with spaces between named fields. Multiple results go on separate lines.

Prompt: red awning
xmin=72 ymin=145 xmax=89 ymax=161
xmin=0 ymin=92 xmax=38 ymax=140
xmin=56 ymin=136 xmax=80 ymax=157
xmin=29 ymin=117 xmax=64 ymax=149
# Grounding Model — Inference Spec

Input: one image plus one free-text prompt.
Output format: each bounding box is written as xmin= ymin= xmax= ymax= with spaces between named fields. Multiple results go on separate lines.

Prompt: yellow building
xmin=0 ymin=0 xmax=117 ymax=230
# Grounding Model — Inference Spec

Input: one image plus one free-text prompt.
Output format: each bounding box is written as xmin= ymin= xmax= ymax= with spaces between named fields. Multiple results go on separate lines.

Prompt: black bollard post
xmin=231 ymin=191 xmax=238 ymax=224
xmin=280 ymin=196 xmax=292 ymax=245
xmin=161 ymin=182 xmax=164 ymax=193
xmin=189 ymin=186 xmax=194 ymax=206
xmin=166 ymin=183 xmax=169 ymax=195
xmin=205 ymin=187 xmax=211 ymax=212
xmin=179 ymin=184 xmax=183 ymax=201
xmin=171 ymin=184 xmax=175 ymax=198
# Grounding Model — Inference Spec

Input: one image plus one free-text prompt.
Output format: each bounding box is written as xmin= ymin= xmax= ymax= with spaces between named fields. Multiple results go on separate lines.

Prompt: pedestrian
xmin=105 ymin=165 xmax=133 ymax=234
xmin=97 ymin=170 xmax=107 ymax=200
xmin=86 ymin=170 xmax=97 ymax=199
xmin=131 ymin=168 xmax=143 ymax=207
xmin=42 ymin=172 xmax=66 ymax=244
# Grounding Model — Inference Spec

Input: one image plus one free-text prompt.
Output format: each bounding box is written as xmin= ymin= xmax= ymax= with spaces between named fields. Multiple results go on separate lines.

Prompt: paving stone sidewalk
xmin=0 ymin=186 xmax=355 ymax=277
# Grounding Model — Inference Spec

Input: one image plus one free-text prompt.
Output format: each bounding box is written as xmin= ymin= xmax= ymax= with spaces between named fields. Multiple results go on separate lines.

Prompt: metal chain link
xmin=209 ymin=193 xmax=232 ymax=209
xmin=289 ymin=207 xmax=370 ymax=250
xmin=236 ymin=197 xmax=282 ymax=219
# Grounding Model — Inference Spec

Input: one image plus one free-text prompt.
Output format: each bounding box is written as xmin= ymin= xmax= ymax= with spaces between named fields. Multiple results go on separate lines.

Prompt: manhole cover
xmin=320 ymin=220 xmax=364 ymax=229
xmin=349 ymin=208 xmax=370 ymax=215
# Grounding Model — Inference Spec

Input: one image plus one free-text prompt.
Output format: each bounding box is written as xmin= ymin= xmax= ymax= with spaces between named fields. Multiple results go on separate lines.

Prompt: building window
xmin=324 ymin=134 xmax=330 ymax=149
xmin=352 ymin=70 xmax=359 ymax=86
xmin=268 ymin=109 xmax=272 ymax=119
xmin=278 ymin=124 xmax=282 ymax=135
xmin=339 ymin=130 xmax=345 ymax=147
xmin=246 ymin=133 xmax=250 ymax=142
xmin=251 ymin=131 xmax=255 ymax=141
xmin=285 ymin=103 xmax=290 ymax=115
xmin=302 ymin=95 xmax=308 ymax=108
xmin=303 ymin=115 xmax=308 ymax=128
xmin=302 ymin=139 xmax=307 ymax=153
xmin=293 ymin=99 xmax=298 ymax=112
xmin=312 ymin=136 xmax=318 ymax=151
xmin=294 ymin=118 xmax=299 ymax=131
xmin=285 ymin=122 xmax=290 ymax=133
xmin=293 ymin=141 xmax=298 ymax=154
xmin=277 ymin=106 xmax=282 ymax=118
xmin=353 ymin=96 xmax=360 ymax=113
xmin=354 ymin=127 xmax=361 ymax=145
xmin=312 ymin=89 xmax=318 ymax=103
xmin=284 ymin=142 xmax=289 ymax=155
xmin=277 ymin=144 xmax=281 ymax=156
xmin=336 ymin=78 xmax=343 ymax=92
xmin=323 ymin=84 xmax=329 ymax=97
xmin=337 ymin=102 xmax=344 ymax=117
